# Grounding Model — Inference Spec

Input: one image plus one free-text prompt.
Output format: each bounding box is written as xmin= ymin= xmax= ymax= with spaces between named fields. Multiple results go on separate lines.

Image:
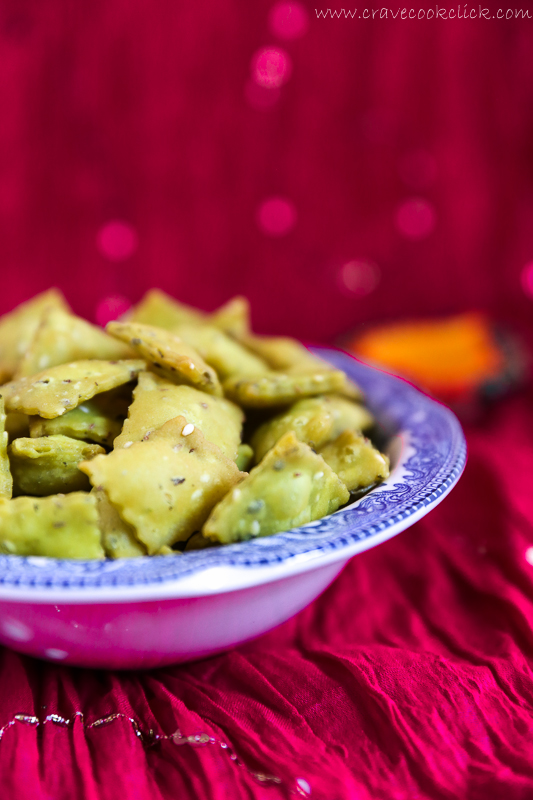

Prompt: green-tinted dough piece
xmin=1 ymin=359 xmax=145 ymax=419
xmin=319 ymin=430 xmax=390 ymax=492
xmin=9 ymin=435 xmax=105 ymax=496
xmin=0 ymin=289 xmax=70 ymax=384
xmin=250 ymin=395 xmax=374 ymax=465
xmin=203 ymin=431 xmax=349 ymax=544
xmin=237 ymin=332 xmax=323 ymax=371
xmin=0 ymin=492 xmax=104 ymax=559
xmin=223 ymin=369 xmax=353 ymax=409
xmin=29 ymin=395 xmax=124 ymax=447
xmin=15 ymin=308 xmax=133 ymax=378
xmin=0 ymin=398 xmax=12 ymax=498
xmin=127 ymin=289 xmax=205 ymax=329
xmin=114 ymin=371 xmax=243 ymax=459
xmin=80 ymin=416 xmax=242 ymax=554
xmin=236 ymin=443 xmax=253 ymax=472
xmin=107 ymin=321 xmax=222 ymax=396
xmin=174 ymin=324 xmax=269 ymax=381
xmin=92 ymin=488 xmax=146 ymax=558
xmin=209 ymin=296 xmax=251 ymax=338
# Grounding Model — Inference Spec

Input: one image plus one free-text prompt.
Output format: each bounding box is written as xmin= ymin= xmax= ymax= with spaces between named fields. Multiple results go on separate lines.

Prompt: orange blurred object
xmin=347 ymin=313 xmax=508 ymax=401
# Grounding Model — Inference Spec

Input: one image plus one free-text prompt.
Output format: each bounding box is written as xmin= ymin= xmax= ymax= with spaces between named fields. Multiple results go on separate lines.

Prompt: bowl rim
xmin=0 ymin=348 xmax=466 ymax=602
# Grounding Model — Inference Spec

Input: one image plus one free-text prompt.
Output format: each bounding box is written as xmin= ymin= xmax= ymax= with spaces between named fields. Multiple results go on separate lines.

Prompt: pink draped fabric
xmin=0 ymin=2 xmax=532 ymax=797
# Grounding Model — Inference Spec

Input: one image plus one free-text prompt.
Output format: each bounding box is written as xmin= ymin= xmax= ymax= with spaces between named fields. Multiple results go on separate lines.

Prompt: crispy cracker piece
xmin=16 ymin=308 xmax=133 ymax=379
xmin=222 ymin=369 xmax=349 ymax=408
xmin=0 ymin=492 xmax=104 ymax=559
xmin=80 ymin=416 xmax=242 ymax=554
xmin=0 ymin=398 xmax=12 ymax=499
xmin=236 ymin=334 xmax=363 ymax=400
xmin=236 ymin=443 xmax=254 ymax=472
xmin=127 ymin=289 xmax=205 ymax=328
xmin=203 ymin=431 xmax=349 ymax=544
xmin=318 ymin=430 xmax=390 ymax=492
xmin=114 ymin=372 xmax=243 ymax=459
xmin=9 ymin=435 xmax=105 ymax=496
xmin=174 ymin=323 xmax=269 ymax=381
xmin=237 ymin=333 xmax=323 ymax=371
xmin=251 ymin=395 xmax=374 ymax=463
xmin=29 ymin=394 xmax=125 ymax=447
xmin=92 ymin=488 xmax=146 ymax=558
xmin=106 ymin=321 xmax=222 ymax=396
xmin=209 ymin=296 xmax=251 ymax=338
xmin=0 ymin=289 xmax=70 ymax=383
xmin=1 ymin=359 xmax=145 ymax=419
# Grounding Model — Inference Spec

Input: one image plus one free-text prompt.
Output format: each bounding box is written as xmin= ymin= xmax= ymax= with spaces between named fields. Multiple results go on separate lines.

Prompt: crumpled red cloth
xmin=1 ymin=382 xmax=532 ymax=800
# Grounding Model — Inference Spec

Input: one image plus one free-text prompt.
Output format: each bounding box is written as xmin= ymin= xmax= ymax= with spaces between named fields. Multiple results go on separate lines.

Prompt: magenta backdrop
xmin=0 ymin=1 xmax=532 ymax=339
xmin=1 ymin=3 xmax=533 ymax=800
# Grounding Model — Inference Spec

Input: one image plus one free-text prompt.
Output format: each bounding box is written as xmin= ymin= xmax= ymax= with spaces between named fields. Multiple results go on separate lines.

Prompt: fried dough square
xmin=80 ymin=416 xmax=241 ymax=554
xmin=174 ymin=323 xmax=268 ymax=380
xmin=127 ymin=289 xmax=205 ymax=328
xmin=29 ymin=394 xmax=125 ymax=447
xmin=209 ymin=296 xmax=251 ymax=338
xmin=15 ymin=308 xmax=133 ymax=378
xmin=106 ymin=321 xmax=222 ymax=396
xmin=114 ymin=371 xmax=243 ymax=459
xmin=203 ymin=431 xmax=349 ymax=544
xmin=1 ymin=359 xmax=145 ymax=419
xmin=9 ymin=435 xmax=105 ymax=496
xmin=0 ymin=289 xmax=69 ymax=383
xmin=319 ymin=430 xmax=390 ymax=492
xmin=222 ymin=369 xmax=349 ymax=408
xmin=0 ymin=492 xmax=104 ymax=559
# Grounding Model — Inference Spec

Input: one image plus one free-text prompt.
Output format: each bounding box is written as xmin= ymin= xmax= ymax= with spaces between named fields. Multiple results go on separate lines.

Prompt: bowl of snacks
xmin=0 ymin=290 xmax=466 ymax=669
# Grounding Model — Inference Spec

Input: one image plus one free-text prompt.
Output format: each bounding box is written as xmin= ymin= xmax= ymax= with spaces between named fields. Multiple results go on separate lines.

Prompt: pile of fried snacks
xmin=0 ymin=289 xmax=389 ymax=559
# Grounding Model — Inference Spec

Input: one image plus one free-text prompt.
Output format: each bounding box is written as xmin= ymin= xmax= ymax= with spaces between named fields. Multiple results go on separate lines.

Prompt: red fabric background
xmin=0 ymin=2 xmax=532 ymax=798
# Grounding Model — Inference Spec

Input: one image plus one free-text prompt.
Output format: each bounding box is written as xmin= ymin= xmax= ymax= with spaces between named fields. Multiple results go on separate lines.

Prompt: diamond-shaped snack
xmin=0 ymin=289 xmax=69 ymax=383
xmin=251 ymin=394 xmax=374 ymax=463
xmin=209 ymin=296 xmax=251 ymax=338
xmin=0 ymin=397 xmax=12 ymax=499
xmin=80 ymin=416 xmax=242 ymax=554
xmin=15 ymin=308 xmax=133 ymax=378
xmin=1 ymin=359 xmax=145 ymax=419
xmin=92 ymin=488 xmax=146 ymax=558
xmin=126 ymin=289 xmax=205 ymax=329
xmin=174 ymin=324 xmax=269 ymax=381
xmin=29 ymin=393 xmax=125 ymax=447
xmin=9 ymin=435 xmax=105 ymax=496
xmin=203 ymin=431 xmax=349 ymax=544
xmin=222 ymin=369 xmax=350 ymax=408
xmin=106 ymin=321 xmax=222 ymax=396
xmin=0 ymin=492 xmax=104 ymax=559
xmin=114 ymin=372 xmax=243 ymax=459
xmin=319 ymin=430 xmax=390 ymax=492
xmin=237 ymin=332 xmax=324 ymax=372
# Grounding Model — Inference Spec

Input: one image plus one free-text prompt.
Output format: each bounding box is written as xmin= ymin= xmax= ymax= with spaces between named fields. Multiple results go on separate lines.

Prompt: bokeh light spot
xmin=97 ymin=220 xmax=138 ymax=262
xmin=395 ymin=198 xmax=436 ymax=240
xmin=525 ymin=547 xmax=533 ymax=565
xmin=245 ymin=80 xmax=281 ymax=110
xmin=296 ymin=777 xmax=311 ymax=795
xmin=257 ymin=197 xmax=297 ymax=236
xmin=520 ymin=261 xmax=533 ymax=299
xmin=269 ymin=3 xmax=309 ymax=39
xmin=398 ymin=150 xmax=437 ymax=190
xmin=96 ymin=294 xmax=132 ymax=328
xmin=339 ymin=260 xmax=380 ymax=297
xmin=251 ymin=47 xmax=292 ymax=89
